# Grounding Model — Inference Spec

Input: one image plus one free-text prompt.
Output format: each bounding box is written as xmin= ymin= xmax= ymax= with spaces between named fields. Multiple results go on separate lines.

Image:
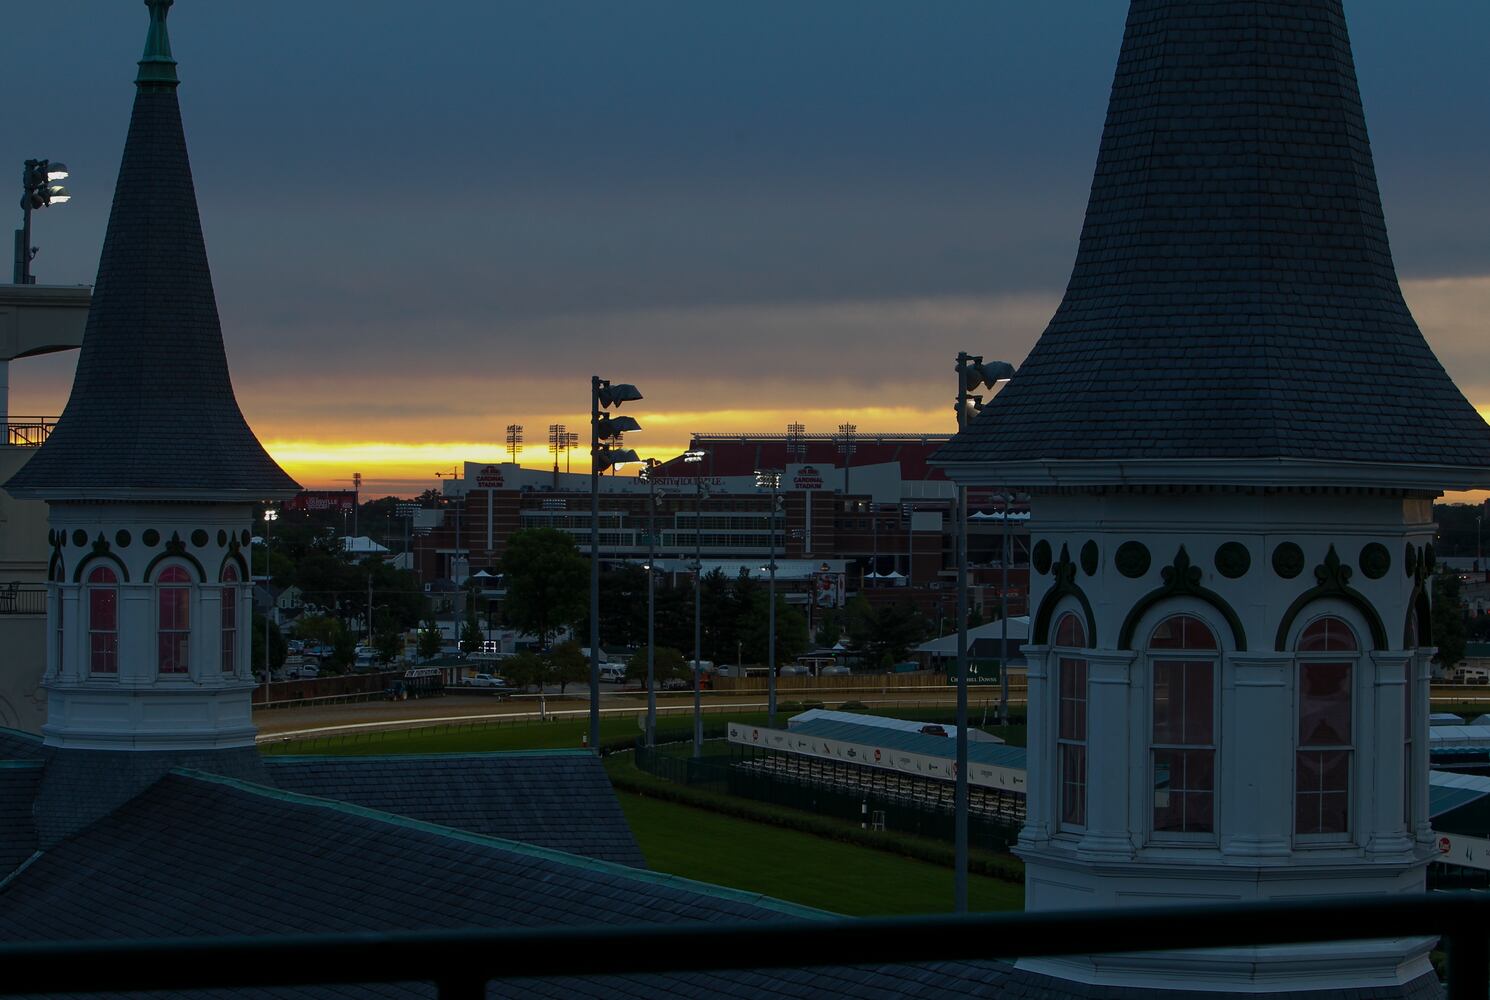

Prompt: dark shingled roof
xmin=936 ymin=0 xmax=1490 ymax=476
xmin=3 ymin=3 xmax=298 ymax=501
xmin=0 ymin=727 xmax=45 ymax=762
xmin=0 ymin=762 xmax=42 ymax=876
xmin=265 ymin=751 xmax=646 ymax=868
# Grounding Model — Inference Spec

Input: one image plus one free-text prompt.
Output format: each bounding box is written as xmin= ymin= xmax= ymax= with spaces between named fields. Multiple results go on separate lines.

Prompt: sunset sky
xmin=4 ymin=2 xmax=1487 ymax=499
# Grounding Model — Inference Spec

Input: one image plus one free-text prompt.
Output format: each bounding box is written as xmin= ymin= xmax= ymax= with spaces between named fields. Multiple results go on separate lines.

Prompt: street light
xmin=262 ymin=507 xmax=279 ymax=701
xmin=14 ymin=159 xmax=71 ymax=285
xmin=640 ymin=459 xmax=664 ymax=747
xmin=590 ymin=376 xmax=643 ymax=753
xmin=952 ymin=351 xmax=1015 ymax=915
xmin=685 ymin=449 xmax=707 ymax=757
xmin=756 ymin=469 xmax=783 ymax=727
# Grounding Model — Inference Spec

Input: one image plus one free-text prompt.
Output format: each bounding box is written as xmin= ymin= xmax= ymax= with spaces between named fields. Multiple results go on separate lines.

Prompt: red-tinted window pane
xmin=1059 ymin=658 xmax=1087 ymax=741
xmin=1299 ymin=662 xmax=1351 ymax=745
xmin=88 ymin=573 xmax=118 ymax=674
xmin=1055 ymin=613 xmax=1086 ymax=648
xmin=1149 ymin=615 xmax=1218 ymax=650
xmin=220 ymin=587 xmax=237 ymax=673
xmin=1299 ymin=617 xmax=1357 ymax=652
xmin=1153 ymin=748 xmax=1215 ymax=833
xmin=1153 ymin=661 xmax=1214 ymax=745
xmin=1296 ymin=749 xmax=1350 ymax=835
xmin=1061 ymin=744 xmax=1087 ymax=827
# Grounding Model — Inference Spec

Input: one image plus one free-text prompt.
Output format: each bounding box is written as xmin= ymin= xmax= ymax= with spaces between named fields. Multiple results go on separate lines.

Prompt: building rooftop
xmin=935 ymin=0 xmax=1490 ymax=486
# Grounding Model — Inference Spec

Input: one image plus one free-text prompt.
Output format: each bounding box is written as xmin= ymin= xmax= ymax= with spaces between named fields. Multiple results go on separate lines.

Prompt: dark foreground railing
xmin=0 ymin=893 xmax=1485 ymax=998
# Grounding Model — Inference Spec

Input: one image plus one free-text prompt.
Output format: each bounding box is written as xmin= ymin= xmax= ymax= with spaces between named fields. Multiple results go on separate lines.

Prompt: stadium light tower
xmin=640 ymin=458 xmax=664 ymax=746
xmin=505 ymin=424 xmax=523 ymax=464
xmin=684 ymin=449 xmax=708 ymax=757
xmin=589 ymin=378 xmax=643 ymax=752
xmin=14 ymin=159 xmax=71 ymax=284
xmin=952 ymin=351 xmax=1015 ymax=915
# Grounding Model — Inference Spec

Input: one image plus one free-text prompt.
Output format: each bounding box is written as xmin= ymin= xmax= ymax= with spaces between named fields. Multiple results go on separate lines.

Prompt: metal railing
xmin=5 ymin=416 xmax=57 ymax=447
xmin=0 ymin=893 xmax=1482 ymax=997
xmin=0 ymin=584 xmax=46 ymax=615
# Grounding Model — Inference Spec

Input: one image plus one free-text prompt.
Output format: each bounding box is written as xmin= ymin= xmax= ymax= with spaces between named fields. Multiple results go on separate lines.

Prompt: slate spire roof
xmin=936 ymin=0 xmax=1490 ymax=483
xmin=5 ymin=0 xmax=299 ymax=501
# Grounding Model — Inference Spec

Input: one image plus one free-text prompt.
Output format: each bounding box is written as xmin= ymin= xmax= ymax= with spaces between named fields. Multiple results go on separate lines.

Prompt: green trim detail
xmin=1359 ymin=542 xmax=1391 ymax=580
xmin=1118 ymin=545 xmax=1247 ymax=651
xmin=219 ymin=549 xmax=250 ymax=582
xmin=0 ymin=760 xmax=43 ymax=770
xmin=144 ymin=532 xmax=206 ymax=580
xmin=1273 ymin=544 xmax=1388 ymax=651
xmin=1079 ymin=540 xmax=1099 ymax=577
xmin=191 ymin=529 xmax=209 ymax=548
xmin=1115 ymin=540 xmax=1150 ymax=579
xmin=1273 ymin=542 xmax=1305 ymax=579
xmin=143 ymin=529 xmax=161 ymax=547
xmin=136 ymin=0 xmax=179 ymax=89
xmin=115 ymin=529 xmax=132 ymax=549
xmin=1214 ymin=542 xmax=1250 ymax=579
xmin=217 ymin=529 xmax=227 ymax=547
xmin=1031 ymin=540 xmax=1052 ymax=576
xmin=1031 ymin=543 xmax=1097 ymax=646
xmin=172 ymin=767 xmax=830 ymax=920
xmin=71 ymin=529 xmax=87 ymax=548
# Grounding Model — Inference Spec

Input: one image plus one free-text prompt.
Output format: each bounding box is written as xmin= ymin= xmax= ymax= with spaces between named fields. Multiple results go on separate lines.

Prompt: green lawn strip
xmin=616 ymin=791 xmax=1022 ymax=916
xmin=605 ymin=751 xmax=1024 ymax=883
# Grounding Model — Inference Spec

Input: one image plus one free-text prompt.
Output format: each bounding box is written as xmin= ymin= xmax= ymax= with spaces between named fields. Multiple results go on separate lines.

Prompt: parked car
xmin=469 ymin=673 xmax=508 ymax=689
xmin=661 ymin=677 xmax=689 ymax=691
xmin=599 ymin=665 xmax=627 ymax=683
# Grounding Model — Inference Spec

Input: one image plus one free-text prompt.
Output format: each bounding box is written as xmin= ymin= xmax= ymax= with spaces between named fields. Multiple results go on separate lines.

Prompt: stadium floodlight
xmin=598 ymin=382 xmax=643 ymax=408
xmin=596 ymin=414 xmax=642 ymax=439
xmin=961 ymin=358 xmax=1015 ymax=393
xmin=755 ymin=469 xmax=784 ymax=726
xmin=594 ymin=447 xmax=641 ymax=472
xmin=15 ymin=158 xmax=74 ymax=284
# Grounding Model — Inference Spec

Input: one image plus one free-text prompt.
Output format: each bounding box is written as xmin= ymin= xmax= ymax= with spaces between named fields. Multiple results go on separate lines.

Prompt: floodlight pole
xmin=263 ymin=507 xmax=276 ymax=703
xmin=1000 ymin=492 xmax=1011 ymax=725
xmin=759 ymin=471 xmax=781 ymax=727
xmin=645 ymin=462 xmax=658 ymax=747
xmin=693 ymin=474 xmax=705 ymax=757
xmin=953 ymin=351 xmax=973 ymax=915
xmin=589 ymin=376 xmax=602 ymax=753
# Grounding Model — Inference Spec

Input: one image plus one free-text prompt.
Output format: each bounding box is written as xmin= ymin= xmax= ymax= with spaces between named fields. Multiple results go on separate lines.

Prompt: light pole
xmin=641 ymin=459 xmax=662 ymax=747
xmin=953 ymin=351 xmax=1015 ymax=914
xmin=262 ymin=507 xmax=278 ymax=700
xmin=1000 ymin=492 xmax=1013 ymax=725
xmin=590 ymin=378 xmax=643 ymax=753
xmin=685 ymin=449 xmax=708 ymax=757
xmin=756 ymin=469 xmax=782 ymax=727
xmin=14 ymin=159 xmax=71 ymax=285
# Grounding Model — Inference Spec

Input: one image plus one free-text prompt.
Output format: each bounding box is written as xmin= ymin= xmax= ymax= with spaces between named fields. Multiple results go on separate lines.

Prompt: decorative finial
xmin=136 ymin=0 xmax=178 ymax=89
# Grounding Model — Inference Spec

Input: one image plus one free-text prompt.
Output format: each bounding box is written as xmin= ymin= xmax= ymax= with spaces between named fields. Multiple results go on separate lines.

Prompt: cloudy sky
xmin=4 ymin=2 xmax=1487 ymax=498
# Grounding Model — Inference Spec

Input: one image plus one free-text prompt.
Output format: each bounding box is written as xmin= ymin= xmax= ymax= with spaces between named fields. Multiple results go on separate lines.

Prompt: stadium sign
xmin=475 ymin=465 xmax=504 ymax=488
xmin=792 ymin=465 xmax=825 ymax=490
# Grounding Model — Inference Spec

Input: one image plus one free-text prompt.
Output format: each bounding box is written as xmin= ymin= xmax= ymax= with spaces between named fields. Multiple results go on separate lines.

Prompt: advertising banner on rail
xmin=727 ymin=723 xmax=1025 ymax=793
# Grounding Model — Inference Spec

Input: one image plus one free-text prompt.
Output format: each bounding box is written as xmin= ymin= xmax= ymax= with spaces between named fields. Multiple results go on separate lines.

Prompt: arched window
xmin=87 ymin=566 xmax=119 ymax=674
xmin=1296 ymin=616 xmax=1357 ymax=837
xmin=220 ymin=563 xmax=239 ymax=675
xmin=1054 ymin=612 xmax=1088 ymax=830
xmin=157 ymin=566 xmax=191 ymax=675
xmin=1149 ymin=614 xmax=1217 ymax=835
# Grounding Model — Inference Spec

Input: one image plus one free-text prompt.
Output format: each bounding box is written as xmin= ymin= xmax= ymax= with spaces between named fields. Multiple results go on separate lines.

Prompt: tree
xmin=504 ymin=650 xmax=547 ymax=691
xmin=627 ymin=646 xmax=688 ymax=686
xmin=599 ymin=563 xmax=648 ymax=649
xmin=417 ymin=619 xmax=443 ymax=661
xmin=373 ymin=625 xmax=403 ymax=666
xmin=846 ymin=598 xmax=929 ymax=667
xmin=546 ymin=641 xmax=589 ymax=694
xmin=1433 ymin=568 xmax=1468 ymax=669
xmin=461 ymin=598 xmax=483 ymax=653
xmin=328 ymin=626 xmax=357 ymax=673
xmin=500 ymin=528 xmax=588 ymax=649
xmin=814 ymin=608 xmax=844 ymax=649
xmin=250 ymin=614 xmax=287 ymax=677
xmin=739 ymin=592 xmax=810 ymax=666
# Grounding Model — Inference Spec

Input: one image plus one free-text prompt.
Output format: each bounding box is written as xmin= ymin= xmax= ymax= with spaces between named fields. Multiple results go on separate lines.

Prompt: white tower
xmin=937 ymin=1 xmax=1490 ymax=995
xmin=4 ymin=0 xmax=300 ymax=754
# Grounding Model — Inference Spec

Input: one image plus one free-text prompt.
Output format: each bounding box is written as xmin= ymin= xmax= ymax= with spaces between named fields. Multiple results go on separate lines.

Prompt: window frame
xmin=1293 ymin=614 xmax=1360 ymax=844
xmin=155 ymin=563 xmax=194 ymax=677
xmin=1146 ymin=614 xmax=1220 ymax=843
xmin=1053 ymin=611 xmax=1089 ymax=834
xmin=86 ymin=565 xmax=120 ymax=676
xmin=220 ymin=563 xmax=239 ymax=676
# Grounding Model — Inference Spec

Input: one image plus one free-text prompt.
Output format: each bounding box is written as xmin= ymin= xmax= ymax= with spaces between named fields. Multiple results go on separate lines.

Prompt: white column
xmin=119 ymin=583 xmax=153 ymax=684
xmin=1222 ymin=651 xmax=1293 ymax=858
xmin=58 ymin=584 xmax=82 ymax=683
xmin=196 ymin=586 xmax=220 ymax=682
xmin=1019 ymin=646 xmax=1052 ymax=848
xmin=1080 ymin=648 xmax=1136 ymax=859
xmin=1366 ymin=651 xmax=1412 ymax=856
xmin=1412 ymin=649 xmax=1435 ymax=846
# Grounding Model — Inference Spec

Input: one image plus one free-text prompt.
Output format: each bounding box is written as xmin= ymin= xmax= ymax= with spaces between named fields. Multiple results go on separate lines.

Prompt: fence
xmin=0 ymin=585 xmax=46 ymax=616
xmin=634 ymin=742 xmax=1020 ymax=852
